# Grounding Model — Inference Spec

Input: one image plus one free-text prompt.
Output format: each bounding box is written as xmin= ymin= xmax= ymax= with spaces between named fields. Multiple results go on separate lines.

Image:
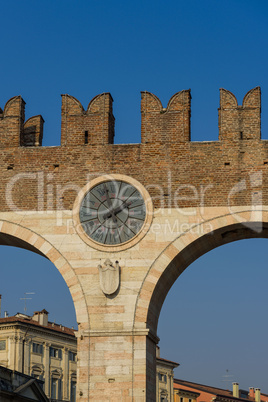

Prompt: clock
xmin=73 ymin=175 xmax=153 ymax=250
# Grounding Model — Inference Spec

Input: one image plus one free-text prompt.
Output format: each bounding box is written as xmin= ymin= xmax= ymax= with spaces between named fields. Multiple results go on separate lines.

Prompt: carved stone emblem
xmin=98 ymin=259 xmax=120 ymax=296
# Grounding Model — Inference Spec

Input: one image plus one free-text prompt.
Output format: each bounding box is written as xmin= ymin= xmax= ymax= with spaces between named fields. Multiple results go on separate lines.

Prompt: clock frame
xmin=73 ymin=174 xmax=153 ymax=251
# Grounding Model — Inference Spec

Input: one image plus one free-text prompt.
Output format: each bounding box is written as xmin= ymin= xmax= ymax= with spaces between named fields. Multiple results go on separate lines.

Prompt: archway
xmin=134 ymin=211 xmax=268 ymax=398
xmin=0 ymin=219 xmax=87 ymax=326
xmin=0 ymin=244 xmax=77 ymax=328
xmin=135 ymin=216 xmax=267 ymax=333
xmin=0 ymin=220 xmax=89 ymax=400
xmin=157 ymin=237 xmax=268 ymax=392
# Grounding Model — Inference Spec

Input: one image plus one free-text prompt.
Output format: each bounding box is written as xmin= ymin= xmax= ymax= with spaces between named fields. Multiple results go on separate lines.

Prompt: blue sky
xmin=1 ymin=0 xmax=268 ymax=393
xmin=158 ymin=239 xmax=268 ymax=391
xmin=2 ymin=0 xmax=268 ymax=145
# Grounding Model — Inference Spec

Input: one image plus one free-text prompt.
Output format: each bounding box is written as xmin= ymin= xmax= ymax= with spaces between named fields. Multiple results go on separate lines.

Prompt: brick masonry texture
xmin=0 ymin=87 xmax=265 ymax=213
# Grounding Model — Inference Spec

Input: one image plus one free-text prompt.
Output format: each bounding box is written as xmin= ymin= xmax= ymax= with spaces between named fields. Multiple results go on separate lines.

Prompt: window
xmin=51 ymin=377 xmax=57 ymax=399
xmin=58 ymin=378 xmax=62 ymax=400
xmin=0 ymin=340 xmax=6 ymax=350
xmin=69 ymin=351 xmax=77 ymax=361
xmin=50 ymin=347 xmax=62 ymax=359
xmin=51 ymin=372 xmax=62 ymax=400
xmin=158 ymin=373 xmax=167 ymax=382
xmin=70 ymin=379 xmax=76 ymax=402
xmin=32 ymin=342 xmax=43 ymax=355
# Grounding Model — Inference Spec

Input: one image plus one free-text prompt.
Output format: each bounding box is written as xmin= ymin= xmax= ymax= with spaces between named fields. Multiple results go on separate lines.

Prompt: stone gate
xmin=0 ymin=86 xmax=267 ymax=401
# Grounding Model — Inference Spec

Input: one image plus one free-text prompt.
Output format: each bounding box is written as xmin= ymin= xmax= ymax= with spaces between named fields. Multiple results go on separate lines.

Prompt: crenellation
xmin=22 ymin=115 xmax=44 ymax=146
xmin=0 ymin=87 xmax=266 ymax=212
xmin=141 ymin=90 xmax=191 ymax=143
xmin=218 ymin=87 xmax=261 ymax=142
xmin=0 ymin=96 xmax=45 ymax=149
xmin=0 ymin=96 xmax=25 ymax=148
xmin=0 ymin=87 xmax=262 ymax=150
xmin=61 ymin=93 xmax=114 ymax=147
xmin=242 ymin=87 xmax=261 ymax=140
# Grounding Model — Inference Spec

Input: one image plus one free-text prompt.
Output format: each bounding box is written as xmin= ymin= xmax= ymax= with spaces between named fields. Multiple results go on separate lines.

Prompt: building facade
xmin=156 ymin=347 xmax=179 ymax=402
xmin=155 ymin=348 xmax=268 ymax=402
xmin=174 ymin=379 xmax=268 ymax=402
xmin=0 ymin=310 xmax=77 ymax=401
xmin=0 ymin=365 xmax=48 ymax=402
xmin=0 ymin=310 xmax=179 ymax=402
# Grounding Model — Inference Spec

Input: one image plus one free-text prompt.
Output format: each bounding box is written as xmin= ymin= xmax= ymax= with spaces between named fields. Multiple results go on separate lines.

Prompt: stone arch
xmin=0 ymin=219 xmax=88 ymax=329
xmin=134 ymin=210 xmax=268 ymax=335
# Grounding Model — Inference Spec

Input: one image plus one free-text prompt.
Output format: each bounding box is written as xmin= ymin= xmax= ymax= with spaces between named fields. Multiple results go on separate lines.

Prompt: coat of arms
xmin=98 ymin=259 xmax=120 ymax=296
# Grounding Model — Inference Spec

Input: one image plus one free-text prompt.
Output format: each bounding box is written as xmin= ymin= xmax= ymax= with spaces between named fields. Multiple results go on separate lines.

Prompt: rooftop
xmin=0 ymin=310 xmax=76 ymax=337
xmin=174 ymin=379 xmax=266 ymax=402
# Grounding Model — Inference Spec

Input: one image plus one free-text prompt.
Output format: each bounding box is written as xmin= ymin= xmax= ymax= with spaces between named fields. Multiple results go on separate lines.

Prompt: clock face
xmin=79 ymin=180 xmax=146 ymax=245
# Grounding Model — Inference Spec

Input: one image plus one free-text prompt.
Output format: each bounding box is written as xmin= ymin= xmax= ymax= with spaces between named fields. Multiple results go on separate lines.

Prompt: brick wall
xmin=0 ymin=87 xmax=266 ymax=212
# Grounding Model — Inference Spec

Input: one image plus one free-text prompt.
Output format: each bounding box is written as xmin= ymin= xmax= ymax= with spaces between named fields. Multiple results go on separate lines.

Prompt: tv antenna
xmin=221 ymin=369 xmax=234 ymax=388
xmin=20 ymin=292 xmax=35 ymax=314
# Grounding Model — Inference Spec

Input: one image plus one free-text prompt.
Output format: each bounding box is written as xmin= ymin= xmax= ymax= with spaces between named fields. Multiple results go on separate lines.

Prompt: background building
xmin=0 ymin=310 xmax=77 ymax=401
xmin=174 ymin=379 xmax=268 ymax=402
xmin=1 ymin=309 xmax=266 ymax=402
xmin=156 ymin=346 xmax=268 ymax=402
xmin=156 ymin=346 xmax=179 ymax=402
xmin=0 ymin=365 xmax=48 ymax=401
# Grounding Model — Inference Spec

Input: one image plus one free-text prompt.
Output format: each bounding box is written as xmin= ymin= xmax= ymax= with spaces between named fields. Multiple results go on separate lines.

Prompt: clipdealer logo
xmin=4 ymin=169 xmax=265 ymax=235
xmin=228 ymin=171 xmax=263 ymax=233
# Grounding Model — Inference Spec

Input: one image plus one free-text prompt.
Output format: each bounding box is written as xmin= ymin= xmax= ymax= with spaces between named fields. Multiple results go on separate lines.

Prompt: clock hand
xmin=103 ymin=201 xmax=131 ymax=220
xmin=113 ymin=201 xmax=131 ymax=216
xmin=104 ymin=185 xmax=117 ymax=224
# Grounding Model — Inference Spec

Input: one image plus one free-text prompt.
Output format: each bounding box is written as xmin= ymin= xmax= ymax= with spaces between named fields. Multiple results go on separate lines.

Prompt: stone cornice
xmin=81 ymin=328 xmax=159 ymax=343
xmin=0 ymin=321 xmax=76 ymax=344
